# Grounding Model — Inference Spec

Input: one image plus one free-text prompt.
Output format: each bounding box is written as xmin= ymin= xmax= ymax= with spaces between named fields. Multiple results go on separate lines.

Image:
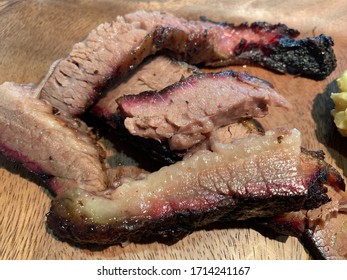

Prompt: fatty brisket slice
xmin=0 ymin=79 xmax=344 ymax=258
xmin=46 ymin=128 xmax=338 ymax=246
xmin=259 ymin=149 xmax=347 ymax=259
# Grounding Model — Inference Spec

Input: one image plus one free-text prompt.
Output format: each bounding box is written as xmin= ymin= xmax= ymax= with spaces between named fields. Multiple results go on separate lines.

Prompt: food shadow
xmin=312 ymin=79 xmax=347 ymax=178
xmin=0 ymin=153 xmax=54 ymax=199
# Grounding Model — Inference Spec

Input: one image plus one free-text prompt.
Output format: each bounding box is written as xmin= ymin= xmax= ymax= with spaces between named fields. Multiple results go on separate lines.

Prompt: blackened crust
xmin=301 ymin=229 xmax=328 ymax=260
xmin=46 ymin=192 xmax=309 ymax=246
xmin=46 ymin=150 xmax=331 ymax=246
xmin=199 ymin=17 xmax=300 ymax=38
xmin=41 ymin=11 xmax=337 ymax=116
xmin=256 ymin=34 xmax=335 ymax=80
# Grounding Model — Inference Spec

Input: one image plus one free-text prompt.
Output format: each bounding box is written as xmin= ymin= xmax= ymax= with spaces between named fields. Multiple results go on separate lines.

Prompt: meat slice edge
xmin=0 ymin=82 xmax=108 ymax=194
xmin=260 ymin=149 xmax=347 ymax=260
xmin=1 ymin=81 xmax=342 ymax=255
xmin=117 ymin=70 xmax=291 ymax=151
xmin=39 ymin=10 xmax=336 ymax=116
xmin=91 ymin=55 xmax=199 ymax=120
xmin=46 ymin=128 xmax=331 ymax=245
xmin=91 ymin=56 xmax=266 ymax=164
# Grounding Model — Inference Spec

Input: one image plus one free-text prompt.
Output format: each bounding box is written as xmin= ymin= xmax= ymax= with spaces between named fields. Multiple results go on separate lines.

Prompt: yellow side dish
xmin=331 ymin=71 xmax=347 ymax=136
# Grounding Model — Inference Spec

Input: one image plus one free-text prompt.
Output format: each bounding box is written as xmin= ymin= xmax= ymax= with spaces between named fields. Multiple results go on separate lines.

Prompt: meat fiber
xmin=46 ymin=128 xmax=334 ymax=245
xmin=113 ymin=118 xmax=265 ymax=165
xmin=302 ymin=189 xmax=347 ymax=260
xmin=0 ymin=80 xmax=344 ymax=257
xmin=0 ymin=82 xmax=108 ymax=194
xmin=260 ymin=149 xmax=347 ymax=260
xmin=263 ymin=186 xmax=347 ymax=260
xmin=117 ymin=70 xmax=290 ymax=151
xmin=39 ymin=10 xmax=336 ymax=116
xmin=92 ymin=55 xmax=198 ymax=121
xmin=92 ymin=57 xmax=267 ymax=164
xmin=90 ymin=55 xmax=200 ymax=164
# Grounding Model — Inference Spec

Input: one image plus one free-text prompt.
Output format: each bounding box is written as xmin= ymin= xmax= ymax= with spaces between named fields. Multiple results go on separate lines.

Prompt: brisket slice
xmin=92 ymin=55 xmax=198 ymax=120
xmin=126 ymin=11 xmax=336 ymax=75
xmin=92 ymin=56 xmax=266 ymax=164
xmin=301 ymin=192 xmax=347 ymax=260
xmin=92 ymin=57 xmax=268 ymax=164
xmin=0 ymin=82 xmax=108 ymax=195
xmin=46 ymin=128 xmax=334 ymax=245
xmin=117 ymin=70 xmax=290 ymax=151
xmin=260 ymin=150 xmax=347 ymax=260
xmin=90 ymin=55 xmax=199 ymax=165
xmin=40 ymin=10 xmax=336 ymax=116
xmin=0 ymin=81 xmax=148 ymax=194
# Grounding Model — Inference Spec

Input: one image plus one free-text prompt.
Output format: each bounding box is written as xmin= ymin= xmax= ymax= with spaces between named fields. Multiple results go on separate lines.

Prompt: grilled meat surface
xmin=39 ymin=10 xmax=336 ymax=116
xmin=46 ymin=129 xmax=334 ymax=245
xmin=92 ymin=55 xmax=198 ymax=121
xmin=264 ymin=184 xmax=347 ymax=260
xmin=92 ymin=57 xmax=271 ymax=163
xmin=117 ymin=70 xmax=290 ymax=151
xmin=90 ymin=55 xmax=200 ymax=164
xmin=0 ymin=82 xmax=108 ymax=195
xmin=1 ymin=81 xmax=343 ymax=254
xmin=261 ymin=149 xmax=347 ymax=260
xmin=0 ymin=10 xmax=343 ymax=258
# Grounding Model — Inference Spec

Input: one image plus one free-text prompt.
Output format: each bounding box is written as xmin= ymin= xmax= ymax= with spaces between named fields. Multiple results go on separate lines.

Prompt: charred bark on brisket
xmin=116 ymin=70 xmax=290 ymax=152
xmin=93 ymin=57 xmax=269 ymax=164
xmin=39 ymin=11 xmax=336 ymax=116
xmin=263 ymin=182 xmax=347 ymax=260
xmin=0 ymin=11 xmax=342 ymax=256
xmin=0 ymin=80 xmax=344 ymax=258
xmin=108 ymin=115 xmax=183 ymax=165
xmin=46 ymin=129 xmax=336 ymax=246
xmin=91 ymin=55 xmax=198 ymax=121
xmin=258 ymin=148 xmax=347 ymax=259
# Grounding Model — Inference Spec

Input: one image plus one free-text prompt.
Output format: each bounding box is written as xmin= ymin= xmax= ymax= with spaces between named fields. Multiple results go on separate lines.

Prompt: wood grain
xmin=0 ymin=0 xmax=346 ymax=260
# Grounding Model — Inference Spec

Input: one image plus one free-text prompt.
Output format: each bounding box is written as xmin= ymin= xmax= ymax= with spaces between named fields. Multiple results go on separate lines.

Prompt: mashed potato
xmin=331 ymin=71 xmax=347 ymax=136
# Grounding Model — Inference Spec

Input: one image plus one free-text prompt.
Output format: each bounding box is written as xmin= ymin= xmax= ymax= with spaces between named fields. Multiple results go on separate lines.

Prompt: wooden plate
xmin=0 ymin=0 xmax=346 ymax=260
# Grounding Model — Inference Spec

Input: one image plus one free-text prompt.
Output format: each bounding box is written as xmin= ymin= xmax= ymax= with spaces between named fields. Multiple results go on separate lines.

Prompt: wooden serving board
xmin=1 ymin=0 xmax=347 ymax=260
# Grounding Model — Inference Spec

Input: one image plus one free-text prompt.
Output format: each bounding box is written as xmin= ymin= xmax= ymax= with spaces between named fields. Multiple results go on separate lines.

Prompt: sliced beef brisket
xmin=91 ymin=56 xmax=268 ymax=164
xmin=0 ymin=10 xmax=342 ymax=258
xmin=117 ymin=70 xmax=290 ymax=151
xmin=92 ymin=55 xmax=198 ymax=120
xmin=260 ymin=149 xmax=347 ymax=260
xmin=46 ymin=129 xmax=336 ymax=245
xmin=40 ymin=11 xmax=336 ymax=116
xmin=0 ymin=82 xmax=108 ymax=195
xmin=263 ymin=183 xmax=347 ymax=260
